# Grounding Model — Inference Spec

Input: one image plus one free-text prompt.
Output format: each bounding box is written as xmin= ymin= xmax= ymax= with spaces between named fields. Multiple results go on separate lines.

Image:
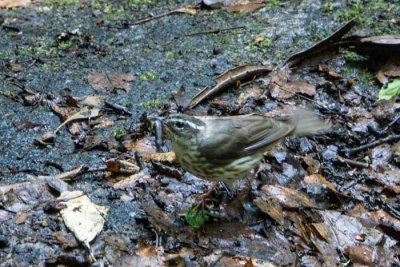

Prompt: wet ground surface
xmin=1 ymin=0 xmax=400 ymax=266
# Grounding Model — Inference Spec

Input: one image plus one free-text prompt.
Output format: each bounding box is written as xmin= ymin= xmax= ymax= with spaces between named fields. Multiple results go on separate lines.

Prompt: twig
xmin=104 ymin=101 xmax=132 ymax=115
xmin=337 ymin=156 xmax=369 ymax=168
xmin=340 ymin=134 xmax=400 ymax=156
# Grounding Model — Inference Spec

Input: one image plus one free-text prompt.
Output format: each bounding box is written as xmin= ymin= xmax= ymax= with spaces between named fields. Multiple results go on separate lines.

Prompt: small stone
xmin=323 ymin=145 xmax=338 ymax=161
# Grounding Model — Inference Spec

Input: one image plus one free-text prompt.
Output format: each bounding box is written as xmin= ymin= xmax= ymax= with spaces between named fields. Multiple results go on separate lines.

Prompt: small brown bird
xmin=157 ymin=110 xmax=329 ymax=189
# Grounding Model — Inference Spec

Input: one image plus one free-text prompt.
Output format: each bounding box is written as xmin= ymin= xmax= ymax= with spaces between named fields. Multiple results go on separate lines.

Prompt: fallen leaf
xmin=15 ymin=212 xmax=30 ymax=224
xmin=318 ymin=65 xmax=343 ymax=80
xmin=115 ymin=246 xmax=164 ymax=267
xmin=123 ymin=137 xmax=157 ymax=158
xmin=0 ymin=0 xmax=31 ymax=8
xmin=54 ymin=107 xmax=100 ymax=134
xmin=60 ymin=195 xmax=109 ymax=248
xmin=223 ymin=2 xmax=265 ymax=13
xmin=88 ymin=72 xmax=135 ymax=92
xmin=376 ymin=63 xmax=400 ymax=84
xmin=260 ymin=185 xmax=317 ymax=209
xmin=347 ymin=245 xmax=389 ymax=267
xmin=38 ymin=166 xmax=85 ymax=182
xmin=105 ymin=158 xmax=140 ymax=173
xmin=253 ymin=197 xmax=284 ymax=224
xmin=0 ymin=210 xmax=13 ymax=222
xmin=113 ymin=172 xmax=151 ymax=190
xmin=304 ymin=174 xmax=336 ymax=192
xmin=270 ymin=80 xmax=316 ymax=99
xmin=188 ymin=65 xmax=271 ymax=109
xmin=378 ymin=79 xmax=400 ymax=100
xmin=359 ymin=210 xmax=400 ymax=233
xmin=175 ymin=6 xmax=197 ymax=15
xmin=143 ymin=152 xmax=176 ymax=163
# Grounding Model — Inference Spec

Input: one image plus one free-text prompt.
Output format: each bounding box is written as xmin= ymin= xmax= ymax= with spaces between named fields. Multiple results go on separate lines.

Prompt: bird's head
xmin=159 ymin=114 xmax=205 ymax=146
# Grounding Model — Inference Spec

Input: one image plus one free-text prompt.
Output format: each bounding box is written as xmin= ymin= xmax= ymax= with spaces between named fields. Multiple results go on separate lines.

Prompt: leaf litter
xmin=1 ymin=1 xmax=400 ymax=266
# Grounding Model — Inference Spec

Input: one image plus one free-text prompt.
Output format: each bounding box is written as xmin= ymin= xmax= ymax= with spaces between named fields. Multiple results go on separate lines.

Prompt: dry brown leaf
xmin=318 ymin=65 xmax=343 ymax=80
xmin=15 ymin=212 xmax=30 ymax=224
xmin=105 ymin=158 xmax=139 ymax=173
xmin=143 ymin=152 xmax=176 ymax=163
xmin=261 ymin=185 xmax=317 ymax=209
xmin=223 ymin=2 xmax=265 ymax=13
xmin=88 ymin=72 xmax=135 ymax=92
xmin=376 ymin=63 xmax=400 ymax=84
xmin=0 ymin=0 xmax=30 ymax=8
xmin=123 ymin=137 xmax=157 ymax=158
xmin=175 ymin=6 xmax=197 ymax=15
xmin=304 ymin=174 xmax=336 ymax=192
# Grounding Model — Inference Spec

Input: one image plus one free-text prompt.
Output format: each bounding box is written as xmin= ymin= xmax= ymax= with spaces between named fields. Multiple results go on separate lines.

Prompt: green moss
xmin=342 ymin=50 xmax=363 ymax=62
xmin=113 ymin=127 xmax=126 ymax=141
xmin=139 ymin=71 xmax=157 ymax=81
xmin=129 ymin=0 xmax=156 ymax=8
xmin=44 ymin=0 xmax=78 ymax=6
xmin=265 ymin=0 xmax=281 ymax=9
xmin=57 ymin=40 xmax=73 ymax=50
xmin=140 ymin=98 xmax=168 ymax=109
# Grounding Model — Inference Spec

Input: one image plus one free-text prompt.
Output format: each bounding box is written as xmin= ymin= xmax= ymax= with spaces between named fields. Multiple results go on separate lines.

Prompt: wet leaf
xmin=185 ymin=207 xmax=210 ymax=228
xmin=105 ymin=158 xmax=139 ymax=174
xmin=304 ymin=174 xmax=336 ymax=192
xmin=188 ymin=65 xmax=271 ymax=108
xmin=60 ymin=195 xmax=109 ymax=247
xmin=359 ymin=210 xmax=400 ymax=233
xmin=0 ymin=210 xmax=13 ymax=222
xmin=0 ymin=0 xmax=31 ymax=8
xmin=376 ymin=63 xmax=400 ymax=84
xmin=253 ymin=197 xmax=283 ymax=224
xmin=88 ymin=72 xmax=135 ymax=92
xmin=378 ymin=79 xmax=400 ymax=100
xmin=347 ymin=245 xmax=392 ymax=267
xmin=261 ymin=185 xmax=317 ymax=209
xmin=115 ymin=246 xmax=164 ymax=267
xmin=113 ymin=172 xmax=151 ymax=190
xmin=54 ymin=107 xmax=100 ymax=134
xmin=79 ymin=95 xmax=104 ymax=107
xmin=270 ymin=80 xmax=316 ymax=99
xmin=319 ymin=210 xmax=397 ymax=251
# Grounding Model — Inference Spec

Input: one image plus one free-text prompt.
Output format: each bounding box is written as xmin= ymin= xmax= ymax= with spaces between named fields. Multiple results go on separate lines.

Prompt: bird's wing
xmin=197 ymin=114 xmax=294 ymax=164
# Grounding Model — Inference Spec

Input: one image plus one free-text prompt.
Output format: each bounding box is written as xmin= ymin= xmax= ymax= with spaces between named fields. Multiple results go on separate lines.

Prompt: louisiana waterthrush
xmin=155 ymin=110 xmax=329 ymax=189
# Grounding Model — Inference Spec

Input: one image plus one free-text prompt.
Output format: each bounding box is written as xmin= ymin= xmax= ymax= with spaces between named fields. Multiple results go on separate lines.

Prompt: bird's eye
xmin=175 ymin=121 xmax=185 ymax=129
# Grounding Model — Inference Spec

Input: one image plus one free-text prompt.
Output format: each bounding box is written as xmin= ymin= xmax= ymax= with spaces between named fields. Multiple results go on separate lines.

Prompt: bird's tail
xmin=290 ymin=109 xmax=330 ymax=136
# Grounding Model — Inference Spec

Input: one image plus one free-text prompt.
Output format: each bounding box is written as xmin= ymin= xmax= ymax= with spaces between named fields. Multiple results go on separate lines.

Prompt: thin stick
xmin=340 ymin=134 xmax=400 ymax=156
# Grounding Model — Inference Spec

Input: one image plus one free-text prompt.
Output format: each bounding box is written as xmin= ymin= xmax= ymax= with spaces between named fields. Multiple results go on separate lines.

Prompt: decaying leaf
xmin=270 ymin=80 xmax=316 ymax=99
xmin=376 ymin=63 xmax=400 ymax=84
xmin=105 ymin=158 xmax=140 ymax=174
xmin=88 ymin=72 xmax=135 ymax=92
xmin=38 ymin=165 xmax=85 ymax=182
xmin=188 ymin=65 xmax=271 ymax=109
xmin=143 ymin=152 xmax=176 ymax=163
xmin=115 ymin=246 xmax=164 ymax=267
xmin=60 ymin=195 xmax=109 ymax=248
xmin=123 ymin=137 xmax=157 ymax=158
xmin=261 ymin=185 xmax=317 ymax=209
xmin=222 ymin=2 xmax=265 ymax=14
xmin=54 ymin=107 xmax=100 ymax=134
xmin=304 ymin=174 xmax=336 ymax=192
xmin=113 ymin=172 xmax=151 ymax=190
xmin=253 ymin=197 xmax=284 ymax=224
xmin=359 ymin=210 xmax=400 ymax=233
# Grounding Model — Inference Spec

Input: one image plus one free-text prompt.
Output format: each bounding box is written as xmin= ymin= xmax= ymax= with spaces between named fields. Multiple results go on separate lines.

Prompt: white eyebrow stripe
xmin=168 ymin=118 xmax=203 ymax=131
